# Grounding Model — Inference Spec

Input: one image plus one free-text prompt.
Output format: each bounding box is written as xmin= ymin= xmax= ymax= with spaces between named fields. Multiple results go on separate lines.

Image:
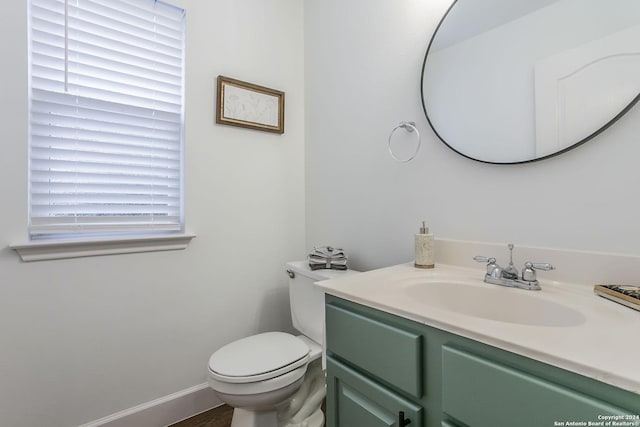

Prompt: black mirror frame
xmin=420 ymin=0 xmax=640 ymax=165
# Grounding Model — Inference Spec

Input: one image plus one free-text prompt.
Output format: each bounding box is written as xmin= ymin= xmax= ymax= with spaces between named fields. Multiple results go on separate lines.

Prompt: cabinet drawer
xmin=327 ymin=357 xmax=423 ymax=427
xmin=442 ymin=345 xmax=630 ymax=427
xmin=326 ymin=302 xmax=423 ymax=397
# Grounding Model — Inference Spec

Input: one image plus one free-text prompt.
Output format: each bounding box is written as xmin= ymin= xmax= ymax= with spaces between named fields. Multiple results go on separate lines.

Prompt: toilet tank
xmin=286 ymin=261 xmax=358 ymax=345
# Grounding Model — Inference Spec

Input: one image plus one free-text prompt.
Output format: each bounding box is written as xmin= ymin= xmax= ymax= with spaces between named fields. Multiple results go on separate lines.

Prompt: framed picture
xmin=216 ymin=76 xmax=285 ymax=134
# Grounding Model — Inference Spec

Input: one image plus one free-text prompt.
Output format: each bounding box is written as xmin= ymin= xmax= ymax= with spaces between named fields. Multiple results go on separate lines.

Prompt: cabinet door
xmin=442 ymin=345 xmax=632 ymax=427
xmin=326 ymin=302 xmax=423 ymax=397
xmin=327 ymin=357 xmax=423 ymax=427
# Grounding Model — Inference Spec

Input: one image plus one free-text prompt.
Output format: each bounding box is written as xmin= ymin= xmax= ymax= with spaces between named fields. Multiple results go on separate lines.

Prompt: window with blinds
xmin=28 ymin=0 xmax=185 ymax=239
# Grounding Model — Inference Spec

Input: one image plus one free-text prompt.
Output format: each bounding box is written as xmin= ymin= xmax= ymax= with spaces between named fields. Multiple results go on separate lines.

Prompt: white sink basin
xmin=405 ymin=280 xmax=586 ymax=327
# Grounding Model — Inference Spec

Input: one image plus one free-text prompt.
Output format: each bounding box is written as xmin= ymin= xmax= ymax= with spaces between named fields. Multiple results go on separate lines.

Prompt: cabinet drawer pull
xmin=399 ymin=411 xmax=411 ymax=426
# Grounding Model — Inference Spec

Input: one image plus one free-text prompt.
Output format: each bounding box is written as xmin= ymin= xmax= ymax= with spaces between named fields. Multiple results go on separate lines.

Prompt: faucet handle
xmin=529 ymin=262 xmax=554 ymax=270
xmin=474 ymin=256 xmax=499 ymax=276
xmin=522 ymin=262 xmax=555 ymax=282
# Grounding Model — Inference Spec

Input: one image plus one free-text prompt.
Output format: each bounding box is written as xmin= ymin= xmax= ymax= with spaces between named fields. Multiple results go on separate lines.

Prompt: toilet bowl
xmin=207 ymin=261 xmax=358 ymax=427
xmin=208 ymin=332 xmax=312 ymax=411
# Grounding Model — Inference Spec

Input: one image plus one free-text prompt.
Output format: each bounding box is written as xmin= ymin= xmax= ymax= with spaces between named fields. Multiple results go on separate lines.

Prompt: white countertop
xmin=316 ymin=262 xmax=640 ymax=395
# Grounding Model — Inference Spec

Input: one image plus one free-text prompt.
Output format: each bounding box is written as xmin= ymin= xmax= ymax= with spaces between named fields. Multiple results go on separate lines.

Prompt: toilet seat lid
xmin=208 ymin=332 xmax=309 ymax=383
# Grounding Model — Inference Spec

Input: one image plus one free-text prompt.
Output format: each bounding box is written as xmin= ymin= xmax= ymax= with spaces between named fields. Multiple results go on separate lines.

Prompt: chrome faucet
xmin=473 ymin=243 xmax=555 ymax=291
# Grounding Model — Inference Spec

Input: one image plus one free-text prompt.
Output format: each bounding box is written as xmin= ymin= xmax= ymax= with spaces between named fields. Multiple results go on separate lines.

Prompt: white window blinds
xmin=28 ymin=0 xmax=185 ymax=239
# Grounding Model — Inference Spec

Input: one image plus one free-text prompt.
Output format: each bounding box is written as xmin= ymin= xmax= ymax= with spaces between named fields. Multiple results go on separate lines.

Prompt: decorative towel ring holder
xmin=388 ymin=121 xmax=421 ymax=162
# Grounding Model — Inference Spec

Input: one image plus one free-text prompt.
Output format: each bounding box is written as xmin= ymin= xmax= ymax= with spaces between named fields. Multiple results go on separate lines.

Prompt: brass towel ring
xmin=388 ymin=121 xmax=421 ymax=162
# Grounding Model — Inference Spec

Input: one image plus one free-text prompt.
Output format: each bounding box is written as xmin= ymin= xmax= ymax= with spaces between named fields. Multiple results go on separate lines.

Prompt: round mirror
xmin=421 ymin=0 xmax=640 ymax=164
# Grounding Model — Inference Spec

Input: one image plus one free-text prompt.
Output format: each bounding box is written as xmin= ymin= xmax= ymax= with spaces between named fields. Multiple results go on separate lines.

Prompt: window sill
xmin=10 ymin=233 xmax=196 ymax=262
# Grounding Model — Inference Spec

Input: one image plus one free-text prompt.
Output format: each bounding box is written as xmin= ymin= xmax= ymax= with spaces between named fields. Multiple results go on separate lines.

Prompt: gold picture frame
xmin=216 ymin=76 xmax=285 ymax=134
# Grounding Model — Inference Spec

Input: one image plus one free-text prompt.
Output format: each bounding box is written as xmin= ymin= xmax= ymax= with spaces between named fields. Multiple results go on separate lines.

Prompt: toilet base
xmin=229 ymin=405 xmax=324 ymax=427
xmin=230 ymin=408 xmax=278 ymax=427
xmin=226 ymin=360 xmax=326 ymax=427
xmin=277 ymin=359 xmax=325 ymax=427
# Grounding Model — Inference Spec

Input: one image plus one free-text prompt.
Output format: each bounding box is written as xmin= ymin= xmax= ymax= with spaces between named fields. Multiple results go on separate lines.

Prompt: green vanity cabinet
xmin=325 ymin=301 xmax=426 ymax=427
xmin=325 ymin=295 xmax=640 ymax=427
xmin=327 ymin=357 xmax=423 ymax=427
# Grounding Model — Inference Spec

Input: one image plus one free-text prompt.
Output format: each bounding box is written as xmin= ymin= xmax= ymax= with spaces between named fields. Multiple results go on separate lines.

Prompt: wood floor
xmin=170 ymin=401 xmax=326 ymax=427
xmin=170 ymin=404 xmax=234 ymax=427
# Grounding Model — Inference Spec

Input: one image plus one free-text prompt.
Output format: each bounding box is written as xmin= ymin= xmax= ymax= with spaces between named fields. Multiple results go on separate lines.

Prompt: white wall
xmin=305 ymin=0 xmax=640 ymax=271
xmin=0 ymin=1 xmax=304 ymax=426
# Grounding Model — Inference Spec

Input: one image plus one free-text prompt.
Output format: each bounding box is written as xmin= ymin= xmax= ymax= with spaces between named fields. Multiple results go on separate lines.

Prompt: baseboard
xmin=78 ymin=383 xmax=223 ymax=427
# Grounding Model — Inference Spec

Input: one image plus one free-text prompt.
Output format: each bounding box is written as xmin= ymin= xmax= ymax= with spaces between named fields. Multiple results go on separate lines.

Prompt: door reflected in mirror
xmin=421 ymin=0 xmax=640 ymax=164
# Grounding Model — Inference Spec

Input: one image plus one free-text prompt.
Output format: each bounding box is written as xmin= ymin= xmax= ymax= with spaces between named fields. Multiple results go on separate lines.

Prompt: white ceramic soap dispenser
xmin=414 ymin=221 xmax=435 ymax=269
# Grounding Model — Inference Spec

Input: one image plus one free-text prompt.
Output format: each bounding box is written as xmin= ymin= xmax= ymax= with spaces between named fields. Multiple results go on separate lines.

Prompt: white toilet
xmin=207 ymin=261 xmax=358 ymax=427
